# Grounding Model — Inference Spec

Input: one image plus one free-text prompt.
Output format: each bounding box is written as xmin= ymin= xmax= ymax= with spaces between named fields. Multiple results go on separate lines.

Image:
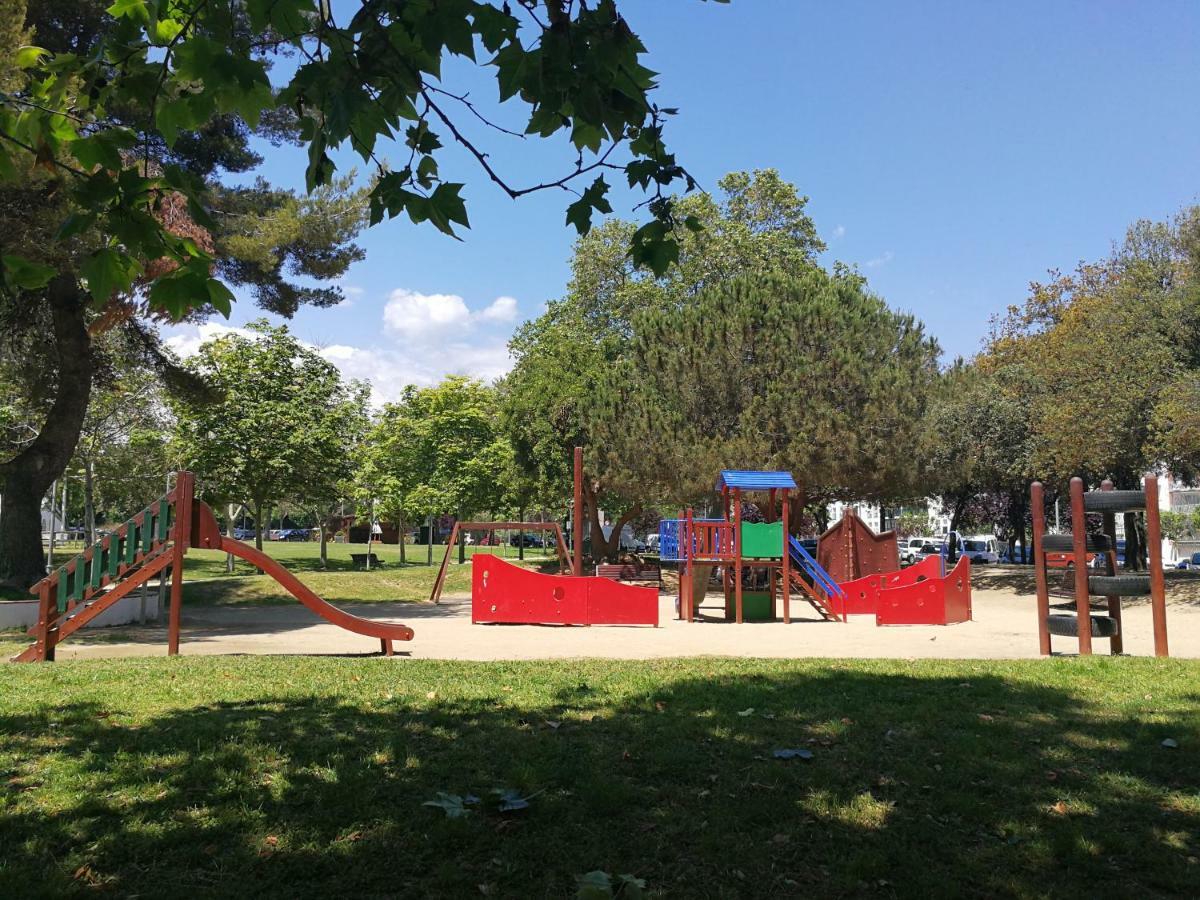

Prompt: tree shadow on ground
xmin=1 ymin=660 xmax=1196 ymax=897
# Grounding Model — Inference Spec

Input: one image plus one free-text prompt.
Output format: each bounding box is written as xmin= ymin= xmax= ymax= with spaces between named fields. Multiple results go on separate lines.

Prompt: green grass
xmin=1 ymin=656 xmax=1197 ymax=897
xmin=183 ymin=540 xmax=559 ymax=607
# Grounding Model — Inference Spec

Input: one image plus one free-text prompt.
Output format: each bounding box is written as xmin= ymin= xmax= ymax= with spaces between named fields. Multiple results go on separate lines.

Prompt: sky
xmin=163 ymin=0 xmax=1200 ymax=403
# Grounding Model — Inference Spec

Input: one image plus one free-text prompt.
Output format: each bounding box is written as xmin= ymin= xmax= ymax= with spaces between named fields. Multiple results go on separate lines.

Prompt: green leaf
xmin=152 ymin=17 xmax=184 ymax=45
xmin=15 ymin=46 xmax=48 ymax=69
xmin=565 ymin=177 xmax=612 ymax=235
xmin=81 ymin=248 xmax=140 ymax=302
xmin=105 ymin=0 xmax=150 ymax=21
xmin=206 ymin=279 xmax=235 ymax=317
xmin=147 ymin=267 xmax=207 ymax=320
xmin=2 ymin=254 xmax=56 ymax=290
xmin=70 ymin=134 xmax=123 ymax=171
xmin=576 ymin=871 xmax=614 ymax=899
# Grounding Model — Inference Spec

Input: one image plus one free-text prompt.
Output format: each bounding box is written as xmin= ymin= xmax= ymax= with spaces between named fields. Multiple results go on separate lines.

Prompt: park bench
xmin=595 ymin=562 xmax=661 ymax=584
xmin=351 ymin=553 xmax=383 ymax=570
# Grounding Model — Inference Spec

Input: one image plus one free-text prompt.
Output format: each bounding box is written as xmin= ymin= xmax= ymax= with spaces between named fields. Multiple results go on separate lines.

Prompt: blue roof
xmin=716 ymin=470 xmax=798 ymax=491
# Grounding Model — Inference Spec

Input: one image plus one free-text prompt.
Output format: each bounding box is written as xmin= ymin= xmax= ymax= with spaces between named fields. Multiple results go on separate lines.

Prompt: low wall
xmin=0 ymin=592 xmax=161 ymax=631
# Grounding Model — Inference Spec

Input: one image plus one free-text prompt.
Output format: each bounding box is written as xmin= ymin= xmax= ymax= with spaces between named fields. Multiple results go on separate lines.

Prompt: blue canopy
xmin=716 ymin=470 xmax=798 ymax=491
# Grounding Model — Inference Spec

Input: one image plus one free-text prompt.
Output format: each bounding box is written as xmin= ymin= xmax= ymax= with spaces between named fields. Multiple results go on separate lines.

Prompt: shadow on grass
xmin=0 ymin=663 xmax=1196 ymax=896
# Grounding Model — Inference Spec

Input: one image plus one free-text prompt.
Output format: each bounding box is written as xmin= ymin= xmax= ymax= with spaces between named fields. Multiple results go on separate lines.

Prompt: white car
xmin=900 ymin=536 xmax=934 ymax=564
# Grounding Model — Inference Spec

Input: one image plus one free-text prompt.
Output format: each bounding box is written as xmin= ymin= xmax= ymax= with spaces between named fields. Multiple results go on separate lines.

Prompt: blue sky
xmin=164 ymin=0 xmax=1200 ymax=402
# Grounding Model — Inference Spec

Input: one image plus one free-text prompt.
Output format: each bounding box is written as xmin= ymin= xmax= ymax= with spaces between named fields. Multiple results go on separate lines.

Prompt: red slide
xmin=472 ymin=554 xmax=658 ymax=626
xmin=218 ymin=539 xmax=415 ymax=651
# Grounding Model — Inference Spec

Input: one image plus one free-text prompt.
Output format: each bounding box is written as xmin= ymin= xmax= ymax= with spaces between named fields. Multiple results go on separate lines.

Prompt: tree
xmin=590 ymin=271 xmax=940 ymax=551
xmin=0 ymin=1 xmax=371 ymax=587
xmin=0 ymin=0 xmax=705 ymax=588
xmin=361 ymin=377 xmax=514 ymax=543
xmin=503 ymin=170 xmax=829 ymax=556
xmin=170 ymin=322 xmax=368 ymax=560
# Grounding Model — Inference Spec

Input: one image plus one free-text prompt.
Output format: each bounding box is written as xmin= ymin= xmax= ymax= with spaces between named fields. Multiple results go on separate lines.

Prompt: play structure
xmin=472 ymin=555 xmax=657 ymax=625
xmin=659 ymin=471 xmax=846 ymax=623
xmin=428 ymin=520 xmax=571 ymax=604
xmin=661 ymin=488 xmax=971 ymax=627
xmin=818 ymin=509 xmax=900 ymax=583
xmin=837 ymin=553 xmax=972 ymax=625
xmin=13 ymin=472 xmax=414 ymax=662
xmin=1031 ymin=476 xmax=1168 ymax=656
xmin=432 ymin=448 xmax=659 ymax=627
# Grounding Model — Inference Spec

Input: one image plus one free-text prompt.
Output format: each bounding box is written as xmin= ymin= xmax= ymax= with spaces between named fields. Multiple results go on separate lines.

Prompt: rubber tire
xmin=1042 ymin=534 xmax=1112 ymax=552
xmin=1088 ymin=574 xmax=1151 ymax=597
xmin=1083 ymin=490 xmax=1145 ymax=513
xmin=1046 ymin=614 xmax=1120 ymax=638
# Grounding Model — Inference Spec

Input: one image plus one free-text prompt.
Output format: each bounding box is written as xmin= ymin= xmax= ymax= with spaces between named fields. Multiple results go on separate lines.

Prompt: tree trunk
xmin=1123 ymin=512 xmax=1141 ymax=572
xmin=225 ymin=503 xmax=237 ymax=573
xmin=83 ymin=457 xmax=96 ymax=545
xmin=517 ymin=507 xmax=525 ymax=561
xmin=398 ymin=516 xmax=406 ymax=565
xmin=319 ymin=520 xmax=329 ymax=568
xmin=581 ymin=479 xmax=641 ymax=563
xmin=0 ymin=276 xmax=93 ymax=589
xmin=946 ymin=493 xmax=970 ymax=565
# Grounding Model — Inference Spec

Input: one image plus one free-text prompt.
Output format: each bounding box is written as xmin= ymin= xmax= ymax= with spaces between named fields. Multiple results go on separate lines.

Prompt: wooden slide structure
xmin=13 ymin=472 xmax=413 ymax=662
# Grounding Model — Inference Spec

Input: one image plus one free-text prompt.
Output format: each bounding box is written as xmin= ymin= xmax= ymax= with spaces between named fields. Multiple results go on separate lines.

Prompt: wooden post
xmin=1031 ymin=481 xmax=1052 ymax=656
xmin=683 ymin=507 xmax=694 ymax=621
xmin=1069 ymin=477 xmax=1092 ymax=655
xmin=573 ymin=446 xmax=584 ymax=577
xmin=733 ymin=488 xmax=743 ymax=624
xmin=1144 ymin=475 xmax=1169 ymax=657
xmin=1099 ymin=480 xmax=1123 ymax=654
xmin=781 ymin=487 xmax=791 ymax=624
xmin=167 ymin=471 xmax=194 ymax=656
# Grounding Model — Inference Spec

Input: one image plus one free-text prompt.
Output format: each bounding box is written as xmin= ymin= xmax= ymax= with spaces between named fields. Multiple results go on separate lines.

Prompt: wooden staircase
xmin=788 ymin=570 xmax=841 ymax=622
xmin=13 ymin=491 xmax=179 ymax=662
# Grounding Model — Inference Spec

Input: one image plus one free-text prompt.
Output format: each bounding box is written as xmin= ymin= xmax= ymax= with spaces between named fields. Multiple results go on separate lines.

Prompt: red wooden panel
xmin=586 ymin=576 xmax=658 ymax=626
xmin=472 ymin=555 xmax=657 ymax=626
xmin=875 ymin=556 xmax=972 ymax=626
xmin=473 ymin=555 xmax=589 ymax=625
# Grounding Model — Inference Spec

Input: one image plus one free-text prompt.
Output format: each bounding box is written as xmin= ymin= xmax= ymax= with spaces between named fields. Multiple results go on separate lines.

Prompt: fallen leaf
xmin=773 ymin=748 xmax=814 ymax=761
xmin=544 ymin=720 xmax=562 ymax=730
xmin=737 ymin=708 xmax=755 ymax=717
xmin=654 ymin=701 xmax=666 ymax=712
xmin=1162 ymin=738 xmax=1179 ymax=749
xmin=425 ymin=691 xmax=437 ymax=700
xmin=1049 ymin=801 xmax=1068 ymax=816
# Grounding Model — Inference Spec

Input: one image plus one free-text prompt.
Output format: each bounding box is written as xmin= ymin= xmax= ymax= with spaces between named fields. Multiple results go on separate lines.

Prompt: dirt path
xmin=37 ymin=581 xmax=1200 ymax=661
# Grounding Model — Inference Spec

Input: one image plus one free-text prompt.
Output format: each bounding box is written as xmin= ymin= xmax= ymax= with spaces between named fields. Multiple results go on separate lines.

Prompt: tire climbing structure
xmin=1031 ymin=475 xmax=1168 ymax=657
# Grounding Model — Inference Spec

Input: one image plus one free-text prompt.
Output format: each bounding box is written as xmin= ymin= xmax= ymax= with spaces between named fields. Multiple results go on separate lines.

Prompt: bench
xmin=350 ymin=553 xmax=383 ymax=570
xmin=595 ymin=563 xmax=661 ymax=584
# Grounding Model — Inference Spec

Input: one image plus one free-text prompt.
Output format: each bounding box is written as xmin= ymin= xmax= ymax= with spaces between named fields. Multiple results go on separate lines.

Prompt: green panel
xmin=141 ymin=510 xmax=153 ymax=553
xmin=739 ymin=521 xmax=783 ymax=558
xmin=736 ymin=590 xmax=774 ymax=621
xmin=125 ymin=523 xmax=137 ymax=564
xmin=157 ymin=499 xmax=170 ymax=542
xmin=71 ymin=557 xmax=86 ymax=601
xmin=90 ymin=543 xmax=104 ymax=589
xmin=108 ymin=536 xmax=121 ymax=578
xmin=56 ymin=569 xmax=69 ymax=613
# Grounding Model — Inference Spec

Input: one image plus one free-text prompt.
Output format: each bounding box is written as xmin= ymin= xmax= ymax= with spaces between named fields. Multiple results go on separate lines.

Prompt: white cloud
xmin=866 ymin=250 xmax=894 ymax=268
xmin=382 ymin=288 xmax=519 ymax=337
xmin=831 ymin=224 xmax=846 ymax=240
xmin=479 ymin=295 xmax=518 ymax=322
xmin=163 ymin=322 xmax=256 ymax=359
xmin=161 ymin=287 xmax=524 ymax=407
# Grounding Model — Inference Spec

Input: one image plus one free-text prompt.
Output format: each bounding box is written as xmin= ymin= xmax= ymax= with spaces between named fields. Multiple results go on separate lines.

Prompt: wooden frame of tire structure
xmin=1031 ymin=475 xmax=1168 ymax=657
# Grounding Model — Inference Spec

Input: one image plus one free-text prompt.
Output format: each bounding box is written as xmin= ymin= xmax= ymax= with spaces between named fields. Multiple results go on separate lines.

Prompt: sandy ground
xmin=34 ymin=581 xmax=1200 ymax=661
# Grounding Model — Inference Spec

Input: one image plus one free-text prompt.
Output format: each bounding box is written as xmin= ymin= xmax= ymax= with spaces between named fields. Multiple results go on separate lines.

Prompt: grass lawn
xmin=0 ymin=656 xmax=1196 ymax=897
xmin=179 ymin=540 xmax=560 ymax=606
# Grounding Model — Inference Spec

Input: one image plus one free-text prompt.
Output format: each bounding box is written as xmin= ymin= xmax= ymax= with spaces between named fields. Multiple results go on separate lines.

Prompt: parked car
xmin=1176 ymin=551 xmax=1200 ymax=570
xmin=900 ymin=537 xmax=933 ymax=565
xmin=645 ymin=533 xmax=660 ymax=553
xmin=232 ymin=527 xmax=255 ymax=540
xmin=959 ymin=535 xmax=1000 ymax=564
xmin=913 ymin=541 xmax=942 ymax=563
xmin=510 ymin=533 xmax=545 ymax=548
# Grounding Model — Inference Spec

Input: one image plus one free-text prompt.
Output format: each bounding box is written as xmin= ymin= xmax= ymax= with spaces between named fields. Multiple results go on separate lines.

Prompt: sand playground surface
xmin=29 ymin=568 xmax=1200 ymax=662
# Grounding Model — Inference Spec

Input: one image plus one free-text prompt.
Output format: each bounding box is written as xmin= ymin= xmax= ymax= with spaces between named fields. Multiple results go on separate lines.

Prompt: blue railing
xmin=788 ymin=535 xmax=846 ymax=602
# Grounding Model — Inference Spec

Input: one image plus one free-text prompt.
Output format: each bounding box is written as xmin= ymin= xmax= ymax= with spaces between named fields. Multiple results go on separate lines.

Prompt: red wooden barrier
xmin=472 ymin=554 xmax=658 ymax=626
xmin=836 ymin=555 xmax=944 ymax=616
xmin=875 ymin=555 xmax=971 ymax=626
